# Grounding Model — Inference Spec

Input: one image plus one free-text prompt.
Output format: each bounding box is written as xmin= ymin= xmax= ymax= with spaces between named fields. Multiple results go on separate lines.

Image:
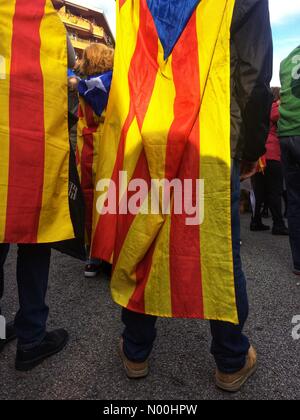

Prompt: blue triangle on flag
xmin=146 ymin=0 xmax=201 ymax=60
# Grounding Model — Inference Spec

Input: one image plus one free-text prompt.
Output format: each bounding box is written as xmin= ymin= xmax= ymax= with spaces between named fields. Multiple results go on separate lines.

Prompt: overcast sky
xmin=79 ymin=0 xmax=300 ymax=85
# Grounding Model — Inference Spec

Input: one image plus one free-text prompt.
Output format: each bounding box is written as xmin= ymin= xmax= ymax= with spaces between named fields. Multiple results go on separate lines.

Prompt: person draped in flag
xmin=278 ymin=45 xmax=300 ymax=276
xmin=76 ymin=43 xmax=114 ymax=278
xmin=0 ymin=0 xmax=80 ymax=370
xmin=91 ymin=0 xmax=273 ymax=392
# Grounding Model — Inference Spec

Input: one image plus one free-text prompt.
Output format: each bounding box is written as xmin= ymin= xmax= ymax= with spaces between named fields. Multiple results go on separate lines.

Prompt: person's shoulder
xmin=232 ymin=0 xmax=267 ymax=33
xmin=280 ymin=45 xmax=300 ymax=69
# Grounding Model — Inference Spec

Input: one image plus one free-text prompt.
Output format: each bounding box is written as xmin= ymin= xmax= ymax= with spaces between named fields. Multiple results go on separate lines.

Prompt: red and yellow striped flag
xmin=0 ymin=0 xmax=74 ymax=244
xmin=92 ymin=0 xmax=238 ymax=323
xmin=76 ymin=100 xmax=104 ymax=244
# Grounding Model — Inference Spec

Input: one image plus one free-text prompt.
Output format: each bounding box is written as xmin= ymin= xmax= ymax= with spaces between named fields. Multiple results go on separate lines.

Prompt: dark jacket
xmin=230 ymin=0 xmax=273 ymax=162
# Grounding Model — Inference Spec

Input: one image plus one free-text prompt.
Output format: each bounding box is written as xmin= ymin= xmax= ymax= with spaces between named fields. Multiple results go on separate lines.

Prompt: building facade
xmin=59 ymin=1 xmax=115 ymax=58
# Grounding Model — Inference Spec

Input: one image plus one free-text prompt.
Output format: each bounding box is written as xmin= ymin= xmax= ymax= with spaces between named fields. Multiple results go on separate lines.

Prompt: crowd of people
xmin=249 ymin=87 xmax=289 ymax=236
xmin=0 ymin=0 xmax=300 ymax=395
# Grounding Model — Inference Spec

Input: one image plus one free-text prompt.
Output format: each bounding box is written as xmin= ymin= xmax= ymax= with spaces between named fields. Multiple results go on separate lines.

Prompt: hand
xmin=240 ymin=160 xmax=258 ymax=181
xmin=51 ymin=0 xmax=65 ymax=10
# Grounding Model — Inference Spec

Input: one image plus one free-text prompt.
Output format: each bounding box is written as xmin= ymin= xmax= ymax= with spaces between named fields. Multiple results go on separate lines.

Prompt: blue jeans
xmin=280 ymin=137 xmax=300 ymax=270
xmin=0 ymin=244 xmax=51 ymax=349
xmin=122 ymin=159 xmax=250 ymax=373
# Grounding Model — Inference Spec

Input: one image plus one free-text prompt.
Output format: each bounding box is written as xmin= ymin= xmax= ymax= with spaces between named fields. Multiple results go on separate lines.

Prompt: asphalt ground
xmin=0 ymin=214 xmax=300 ymax=400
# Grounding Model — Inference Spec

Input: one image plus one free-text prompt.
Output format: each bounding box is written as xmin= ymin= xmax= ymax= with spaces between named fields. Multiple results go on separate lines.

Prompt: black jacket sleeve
xmin=67 ymin=35 xmax=76 ymax=69
xmin=231 ymin=0 xmax=273 ymax=162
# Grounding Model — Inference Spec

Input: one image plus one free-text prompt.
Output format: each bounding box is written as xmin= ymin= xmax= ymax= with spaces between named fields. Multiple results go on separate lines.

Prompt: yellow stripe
xmin=197 ymin=0 xmax=238 ymax=323
xmin=91 ymin=121 xmax=104 ymax=242
xmin=0 ymin=0 xmax=16 ymax=242
xmin=111 ymin=194 xmax=165 ymax=309
xmin=100 ymin=0 xmax=144 ymax=303
xmin=144 ymin=215 xmax=172 ymax=316
xmin=112 ymin=37 xmax=176 ymax=312
xmin=122 ymin=117 xmax=143 ymax=184
xmin=93 ymin=0 xmax=141 ymax=238
xmin=142 ymin=48 xmax=176 ymax=316
xmin=76 ymin=98 xmax=87 ymax=181
xmin=38 ymin=0 xmax=74 ymax=242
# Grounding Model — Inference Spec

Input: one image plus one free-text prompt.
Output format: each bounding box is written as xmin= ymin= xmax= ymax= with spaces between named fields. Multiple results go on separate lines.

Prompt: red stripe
xmin=118 ymin=0 xmax=160 ymax=313
xmin=91 ymin=0 xmax=159 ymax=268
xmin=91 ymin=104 xmax=135 ymax=261
xmin=81 ymin=136 xmax=95 ymax=242
xmin=5 ymin=0 xmax=46 ymax=243
xmin=127 ymin=240 xmax=156 ymax=313
xmin=114 ymin=151 xmax=150 ymax=262
xmin=119 ymin=0 xmax=127 ymax=9
xmin=81 ymin=104 xmax=99 ymax=243
xmin=166 ymin=13 xmax=204 ymax=317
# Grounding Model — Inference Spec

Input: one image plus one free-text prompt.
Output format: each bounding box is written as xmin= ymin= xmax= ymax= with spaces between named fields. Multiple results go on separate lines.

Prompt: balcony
xmin=71 ymin=37 xmax=91 ymax=50
xmin=59 ymin=11 xmax=91 ymax=32
xmin=93 ymin=26 xmax=105 ymax=38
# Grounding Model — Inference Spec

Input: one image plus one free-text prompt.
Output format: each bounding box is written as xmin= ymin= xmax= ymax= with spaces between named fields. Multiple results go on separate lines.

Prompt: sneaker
xmin=250 ymin=221 xmax=270 ymax=232
xmin=119 ymin=338 xmax=149 ymax=379
xmin=293 ymin=269 xmax=300 ymax=276
xmin=0 ymin=321 xmax=17 ymax=353
xmin=272 ymin=226 xmax=289 ymax=236
xmin=15 ymin=329 xmax=69 ymax=372
xmin=84 ymin=263 xmax=101 ymax=278
xmin=215 ymin=346 xmax=257 ymax=393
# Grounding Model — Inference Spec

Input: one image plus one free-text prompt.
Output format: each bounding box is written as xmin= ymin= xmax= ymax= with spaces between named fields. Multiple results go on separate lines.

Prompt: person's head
xmin=68 ymin=76 xmax=79 ymax=92
xmin=271 ymin=87 xmax=281 ymax=103
xmin=80 ymin=43 xmax=114 ymax=77
xmin=51 ymin=0 xmax=65 ymax=10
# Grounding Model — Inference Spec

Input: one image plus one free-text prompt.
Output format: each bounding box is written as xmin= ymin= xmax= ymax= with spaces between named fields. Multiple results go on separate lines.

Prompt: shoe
xmin=250 ymin=221 xmax=270 ymax=232
xmin=0 ymin=321 xmax=17 ymax=353
xmin=119 ymin=338 xmax=149 ymax=379
xmin=215 ymin=346 xmax=257 ymax=393
xmin=15 ymin=329 xmax=69 ymax=372
xmin=293 ymin=269 xmax=300 ymax=276
xmin=84 ymin=263 xmax=101 ymax=278
xmin=272 ymin=226 xmax=289 ymax=236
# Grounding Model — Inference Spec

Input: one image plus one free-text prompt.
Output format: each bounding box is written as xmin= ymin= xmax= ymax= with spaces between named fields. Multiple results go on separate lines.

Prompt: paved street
xmin=1 ymin=214 xmax=300 ymax=400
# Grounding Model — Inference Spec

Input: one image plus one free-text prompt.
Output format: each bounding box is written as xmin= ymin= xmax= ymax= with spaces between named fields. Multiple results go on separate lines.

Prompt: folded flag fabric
xmin=0 ymin=0 xmax=76 ymax=244
xmin=77 ymin=73 xmax=112 ymax=244
xmin=78 ymin=71 xmax=113 ymax=117
xmin=91 ymin=0 xmax=238 ymax=323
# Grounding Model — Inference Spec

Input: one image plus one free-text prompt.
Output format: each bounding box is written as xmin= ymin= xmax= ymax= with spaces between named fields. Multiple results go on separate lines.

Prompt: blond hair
xmin=80 ymin=43 xmax=114 ymax=76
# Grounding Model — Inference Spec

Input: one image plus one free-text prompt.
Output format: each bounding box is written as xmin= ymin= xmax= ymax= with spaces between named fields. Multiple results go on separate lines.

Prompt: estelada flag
xmin=0 ymin=0 xmax=83 ymax=246
xmin=92 ymin=0 xmax=238 ymax=323
xmin=77 ymin=72 xmax=112 ymax=245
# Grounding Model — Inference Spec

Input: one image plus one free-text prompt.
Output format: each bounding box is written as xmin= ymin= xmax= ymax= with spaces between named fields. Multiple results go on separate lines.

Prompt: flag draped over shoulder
xmin=0 ymin=0 xmax=75 ymax=244
xmin=78 ymin=71 xmax=113 ymax=117
xmin=92 ymin=0 xmax=238 ymax=323
xmin=76 ymin=72 xmax=112 ymax=244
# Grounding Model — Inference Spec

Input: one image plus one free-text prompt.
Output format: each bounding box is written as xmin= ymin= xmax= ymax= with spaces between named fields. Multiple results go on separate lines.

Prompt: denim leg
xmin=121 ymin=161 xmax=250 ymax=369
xmin=122 ymin=308 xmax=157 ymax=363
xmin=280 ymin=137 xmax=300 ymax=270
xmin=0 ymin=244 xmax=10 ymax=315
xmin=15 ymin=244 xmax=51 ymax=350
xmin=210 ymin=160 xmax=250 ymax=374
